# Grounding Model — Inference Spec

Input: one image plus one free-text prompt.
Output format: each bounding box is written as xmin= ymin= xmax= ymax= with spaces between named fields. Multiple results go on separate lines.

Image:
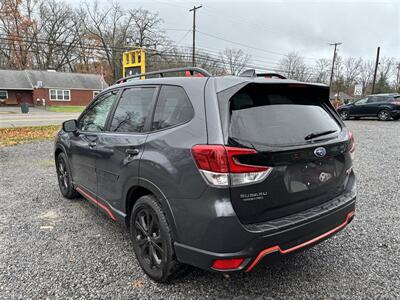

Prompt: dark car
xmin=337 ymin=93 xmax=400 ymax=121
xmin=54 ymin=67 xmax=356 ymax=282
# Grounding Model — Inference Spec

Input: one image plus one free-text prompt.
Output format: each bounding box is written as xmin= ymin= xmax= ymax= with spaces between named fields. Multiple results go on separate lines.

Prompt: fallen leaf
xmin=131 ymin=279 xmax=144 ymax=288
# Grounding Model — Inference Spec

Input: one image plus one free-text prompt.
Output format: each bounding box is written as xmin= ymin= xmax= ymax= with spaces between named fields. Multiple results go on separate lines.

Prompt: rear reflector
xmin=212 ymin=258 xmax=245 ymax=270
xmin=191 ymin=145 xmax=272 ymax=186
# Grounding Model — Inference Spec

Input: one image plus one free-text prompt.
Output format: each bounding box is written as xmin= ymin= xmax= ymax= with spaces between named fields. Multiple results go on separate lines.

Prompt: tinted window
xmin=377 ymin=97 xmax=390 ymax=103
xmin=354 ymin=98 xmax=368 ymax=105
xmin=79 ymin=91 xmax=117 ymax=132
xmin=226 ymin=84 xmax=340 ymax=147
xmin=110 ymin=87 xmax=155 ymax=132
xmin=152 ymin=86 xmax=194 ymax=130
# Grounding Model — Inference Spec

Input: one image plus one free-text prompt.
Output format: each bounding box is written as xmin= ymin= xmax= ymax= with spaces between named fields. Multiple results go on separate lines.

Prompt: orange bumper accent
xmin=245 ymin=210 xmax=355 ymax=272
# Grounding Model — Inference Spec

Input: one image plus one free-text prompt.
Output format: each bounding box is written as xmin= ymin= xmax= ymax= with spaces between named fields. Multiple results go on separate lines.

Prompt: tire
xmin=377 ymin=109 xmax=391 ymax=121
xmin=56 ymin=152 xmax=79 ymax=199
xmin=339 ymin=110 xmax=350 ymax=120
xmin=130 ymin=195 xmax=183 ymax=283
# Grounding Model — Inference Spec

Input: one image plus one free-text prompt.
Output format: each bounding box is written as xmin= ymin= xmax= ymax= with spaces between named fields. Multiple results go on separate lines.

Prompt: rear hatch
xmin=218 ymin=82 xmax=353 ymax=224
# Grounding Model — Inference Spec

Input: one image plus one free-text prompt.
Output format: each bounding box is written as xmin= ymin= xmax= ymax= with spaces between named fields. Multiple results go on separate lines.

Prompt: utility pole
xmin=329 ymin=42 xmax=342 ymax=95
xmin=189 ymin=5 xmax=202 ymax=67
xmin=371 ymin=46 xmax=380 ymax=94
xmin=396 ymin=63 xmax=400 ymax=91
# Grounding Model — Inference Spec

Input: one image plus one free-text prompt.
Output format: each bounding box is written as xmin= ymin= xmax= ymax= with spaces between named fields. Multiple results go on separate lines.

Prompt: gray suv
xmin=55 ymin=67 xmax=357 ymax=282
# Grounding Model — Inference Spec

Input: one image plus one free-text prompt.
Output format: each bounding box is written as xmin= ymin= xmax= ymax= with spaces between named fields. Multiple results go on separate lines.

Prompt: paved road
xmin=0 ymin=120 xmax=399 ymax=299
xmin=0 ymin=107 xmax=79 ymax=128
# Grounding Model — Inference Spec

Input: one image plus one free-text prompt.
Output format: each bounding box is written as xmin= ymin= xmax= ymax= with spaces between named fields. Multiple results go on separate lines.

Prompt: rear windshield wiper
xmin=304 ymin=130 xmax=337 ymax=140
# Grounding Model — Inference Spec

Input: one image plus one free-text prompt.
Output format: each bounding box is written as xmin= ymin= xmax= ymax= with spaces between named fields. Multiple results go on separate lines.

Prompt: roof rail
xmin=115 ymin=67 xmax=212 ymax=84
xmin=239 ymin=68 xmax=287 ymax=79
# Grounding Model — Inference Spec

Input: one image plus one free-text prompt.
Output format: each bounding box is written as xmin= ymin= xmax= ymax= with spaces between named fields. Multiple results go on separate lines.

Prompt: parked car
xmin=55 ymin=67 xmax=357 ymax=282
xmin=337 ymin=93 xmax=400 ymax=121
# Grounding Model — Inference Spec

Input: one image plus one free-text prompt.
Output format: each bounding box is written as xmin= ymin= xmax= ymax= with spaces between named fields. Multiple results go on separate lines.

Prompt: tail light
xmin=191 ymin=145 xmax=272 ymax=187
xmin=392 ymin=101 xmax=400 ymax=106
xmin=348 ymin=131 xmax=356 ymax=160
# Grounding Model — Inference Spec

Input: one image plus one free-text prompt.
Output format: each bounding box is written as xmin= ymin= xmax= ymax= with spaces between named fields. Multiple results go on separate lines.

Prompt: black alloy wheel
xmin=378 ymin=110 xmax=391 ymax=121
xmin=134 ymin=207 xmax=165 ymax=271
xmin=130 ymin=195 xmax=183 ymax=282
xmin=56 ymin=152 xmax=78 ymax=199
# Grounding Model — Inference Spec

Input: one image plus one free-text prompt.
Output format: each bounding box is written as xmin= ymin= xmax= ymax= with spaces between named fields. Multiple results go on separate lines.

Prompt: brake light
xmin=348 ymin=131 xmax=355 ymax=159
xmin=191 ymin=145 xmax=272 ymax=186
xmin=392 ymin=101 xmax=400 ymax=105
xmin=212 ymin=258 xmax=245 ymax=270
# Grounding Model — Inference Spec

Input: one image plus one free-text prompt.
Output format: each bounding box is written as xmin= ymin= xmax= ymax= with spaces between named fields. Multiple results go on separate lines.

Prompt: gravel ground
xmin=0 ymin=120 xmax=399 ymax=299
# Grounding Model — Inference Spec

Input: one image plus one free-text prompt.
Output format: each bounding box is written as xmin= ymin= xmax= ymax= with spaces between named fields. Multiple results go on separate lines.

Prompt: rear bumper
xmin=174 ymin=190 xmax=356 ymax=272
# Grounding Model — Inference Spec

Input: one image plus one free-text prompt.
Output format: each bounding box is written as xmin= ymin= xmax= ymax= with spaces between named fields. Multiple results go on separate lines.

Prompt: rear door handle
xmin=126 ymin=148 xmax=140 ymax=156
xmin=89 ymin=141 xmax=97 ymax=148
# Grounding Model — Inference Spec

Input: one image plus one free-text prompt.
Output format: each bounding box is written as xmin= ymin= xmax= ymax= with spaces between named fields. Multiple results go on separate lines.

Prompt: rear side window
xmin=110 ymin=87 xmax=155 ymax=132
xmin=151 ymin=86 xmax=194 ymax=131
xmin=223 ymin=84 xmax=340 ymax=147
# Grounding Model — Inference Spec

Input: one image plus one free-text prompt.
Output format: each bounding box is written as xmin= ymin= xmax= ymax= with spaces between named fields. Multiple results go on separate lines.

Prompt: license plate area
xmin=284 ymin=158 xmax=339 ymax=193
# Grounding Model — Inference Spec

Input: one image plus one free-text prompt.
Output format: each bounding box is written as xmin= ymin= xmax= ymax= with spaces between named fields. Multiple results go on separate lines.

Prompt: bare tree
xmin=220 ymin=48 xmax=250 ymax=75
xmin=33 ymin=0 xmax=81 ymax=71
xmin=81 ymin=1 xmax=133 ymax=81
xmin=344 ymin=57 xmax=362 ymax=88
xmin=314 ymin=58 xmax=330 ymax=84
xmin=376 ymin=57 xmax=395 ymax=93
xmin=129 ymin=9 xmax=168 ymax=49
xmin=358 ymin=60 xmax=374 ymax=95
xmin=279 ymin=52 xmax=310 ymax=81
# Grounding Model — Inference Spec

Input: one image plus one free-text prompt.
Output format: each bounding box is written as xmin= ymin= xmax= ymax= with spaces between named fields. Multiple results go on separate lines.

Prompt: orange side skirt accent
xmin=76 ymin=187 xmax=116 ymax=221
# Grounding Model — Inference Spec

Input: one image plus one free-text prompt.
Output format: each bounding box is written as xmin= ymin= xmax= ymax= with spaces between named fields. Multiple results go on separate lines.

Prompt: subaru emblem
xmin=314 ymin=147 xmax=326 ymax=158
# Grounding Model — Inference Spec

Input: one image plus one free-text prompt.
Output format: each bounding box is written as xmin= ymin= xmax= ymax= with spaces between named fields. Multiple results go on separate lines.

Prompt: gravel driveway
xmin=0 ymin=120 xmax=399 ymax=299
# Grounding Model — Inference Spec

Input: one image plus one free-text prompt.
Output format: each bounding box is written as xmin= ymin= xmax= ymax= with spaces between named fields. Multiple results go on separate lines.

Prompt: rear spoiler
xmin=239 ymin=69 xmax=287 ymax=79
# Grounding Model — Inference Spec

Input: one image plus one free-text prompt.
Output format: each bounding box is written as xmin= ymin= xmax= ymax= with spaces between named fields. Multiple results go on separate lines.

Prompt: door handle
xmin=126 ymin=148 xmax=140 ymax=156
xmin=89 ymin=141 xmax=97 ymax=148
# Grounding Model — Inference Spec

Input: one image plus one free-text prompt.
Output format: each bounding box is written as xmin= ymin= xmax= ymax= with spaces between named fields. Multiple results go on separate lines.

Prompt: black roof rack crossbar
xmin=115 ymin=67 xmax=212 ymax=84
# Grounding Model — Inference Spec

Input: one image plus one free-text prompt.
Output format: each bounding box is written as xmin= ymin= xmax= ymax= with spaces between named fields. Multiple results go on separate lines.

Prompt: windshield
xmin=226 ymin=83 xmax=341 ymax=147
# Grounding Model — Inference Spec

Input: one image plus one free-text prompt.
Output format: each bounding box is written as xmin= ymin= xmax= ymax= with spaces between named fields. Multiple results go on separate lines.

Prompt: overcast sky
xmin=80 ymin=0 xmax=399 ymax=68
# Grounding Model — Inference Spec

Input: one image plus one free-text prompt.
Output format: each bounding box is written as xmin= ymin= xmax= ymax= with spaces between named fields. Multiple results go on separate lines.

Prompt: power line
xmin=0 ymin=34 xmax=324 ymax=79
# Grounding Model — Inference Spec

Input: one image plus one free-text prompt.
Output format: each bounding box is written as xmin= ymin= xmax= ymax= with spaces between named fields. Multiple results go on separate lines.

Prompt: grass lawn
xmin=46 ymin=106 xmax=85 ymax=113
xmin=0 ymin=125 xmax=60 ymax=147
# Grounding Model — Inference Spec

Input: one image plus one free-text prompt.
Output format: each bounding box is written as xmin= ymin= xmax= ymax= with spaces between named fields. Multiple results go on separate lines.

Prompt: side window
xmin=367 ymin=96 xmax=379 ymax=103
xmin=151 ymin=86 xmax=194 ymax=131
xmin=354 ymin=98 xmax=368 ymax=105
xmin=110 ymin=87 xmax=155 ymax=133
xmin=378 ymin=97 xmax=390 ymax=103
xmin=79 ymin=90 xmax=118 ymax=132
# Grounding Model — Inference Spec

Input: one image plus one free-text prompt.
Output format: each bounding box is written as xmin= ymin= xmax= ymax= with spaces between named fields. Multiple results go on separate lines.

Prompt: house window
xmin=0 ymin=90 xmax=8 ymax=100
xmin=93 ymin=91 xmax=101 ymax=98
xmin=49 ymin=89 xmax=70 ymax=101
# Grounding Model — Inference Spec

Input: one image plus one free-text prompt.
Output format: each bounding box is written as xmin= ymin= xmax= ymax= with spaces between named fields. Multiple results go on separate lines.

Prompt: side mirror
xmin=62 ymin=119 xmax=78 ymax=133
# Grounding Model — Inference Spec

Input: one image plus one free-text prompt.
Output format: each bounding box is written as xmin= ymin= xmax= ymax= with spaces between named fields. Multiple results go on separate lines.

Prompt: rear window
xmin=223 ymin=84 xmax=340 ymax=147
xmin=151 ymin=86 xmax=194 ymax=131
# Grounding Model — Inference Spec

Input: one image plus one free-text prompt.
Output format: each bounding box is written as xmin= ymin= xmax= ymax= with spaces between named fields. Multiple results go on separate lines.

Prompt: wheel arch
xmin=54 ymin=143 xmax=68 ymax=161
xmin=124 ymin=179 xmax=179 ymax=242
